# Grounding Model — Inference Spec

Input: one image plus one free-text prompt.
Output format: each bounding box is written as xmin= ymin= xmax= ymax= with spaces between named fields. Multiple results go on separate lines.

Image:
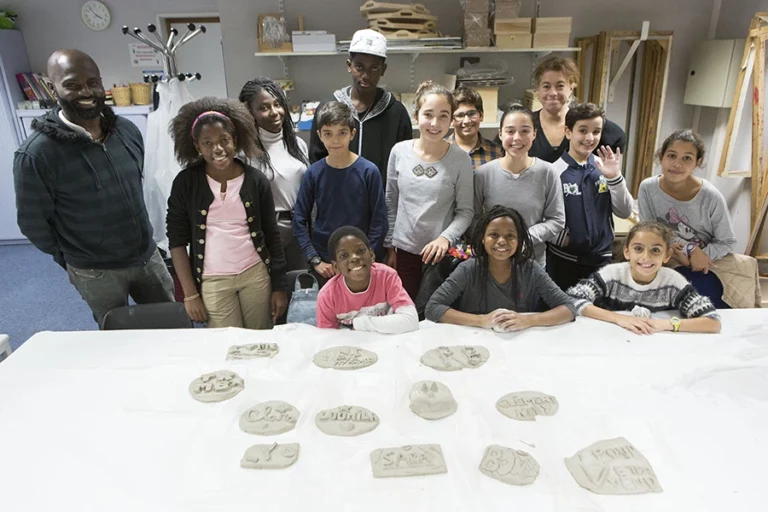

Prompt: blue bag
xmin=286 ymin=272 xmax=319 ymax=326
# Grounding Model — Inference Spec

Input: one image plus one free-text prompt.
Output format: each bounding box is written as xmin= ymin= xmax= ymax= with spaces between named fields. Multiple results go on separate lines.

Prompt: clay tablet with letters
xmin=239 ymin=401 xmax=300 ymax=435
xmin=315 ymin=405 xmax=379 ymax=436
xmin=226 ymin=343 xmax=279 ymax=360
xmin=189 ymin=370 xmax=244 ymax=403
xmin=564 ymin=437 xmax=663 ymax=495
xmin=496 ymin=391 xmax=559 ymax=421
xmin=313 ymin=346 xmax=378 ymax=370
xmin=420 ymin=345 xmax=490 ymax=371
xmin=409 ymin=381 xmax=457 ymax=420
xmin=370 ymin=444 xmax=447 ymax=478
xmin=479 ymin=445 xmax=540 ymax=486
xmin=241 ymin=442 xmax=299 ymax=470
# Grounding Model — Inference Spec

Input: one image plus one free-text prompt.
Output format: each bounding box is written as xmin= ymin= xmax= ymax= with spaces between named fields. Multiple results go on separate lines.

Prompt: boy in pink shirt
xmin=316 ymin=226 xmax=418 ymax=333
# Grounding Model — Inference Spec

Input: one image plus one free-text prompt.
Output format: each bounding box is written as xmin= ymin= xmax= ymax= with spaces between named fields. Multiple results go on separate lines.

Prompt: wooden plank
xmin=752 ymin=35 xmax=765 ymax=225
xmin=591 ymin=32 xmax=610 ymax=106
xmin=718 ymin=20 xmax=761 ymax=175
xmin=745 ymin=188 xmax=768 ymax=256
xmin=575 ymin=37 xmax=595 ymax=102
xmin=366 ymin=9 xmax=437 ymax=21
xmin=360 ymin=1 xmax=429 ymax=14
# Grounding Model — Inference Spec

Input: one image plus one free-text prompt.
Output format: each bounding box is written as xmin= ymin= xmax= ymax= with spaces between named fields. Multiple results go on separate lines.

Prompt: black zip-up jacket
xmin=13 ymin=107 xmax=155 ymax=269
xmin=166 ymin=160 xmax=287 ymax=292
xmin=308 ymin=86 xmax=412 ymax=182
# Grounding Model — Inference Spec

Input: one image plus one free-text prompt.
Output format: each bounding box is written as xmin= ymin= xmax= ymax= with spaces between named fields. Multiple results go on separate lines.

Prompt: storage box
xmin=523 ymin=88 xmax=542 ymax=111
xmin=464 ymin=0 xmax=490 ymax=12
xmin=258 ymin=13 xmax=292 ymax=53
xmin=464 ymin=12 xmax=489 ymax=31
xmin=532 ymin=17 xmax=571 ymax=48
xmin=465 ymin=28 xmax=493 ymax=47
xmin=494 ymin=16 xmax=531 ymax=34
xmin=292 ymin=31 xmax=336 ymax=52
xmin=475 ymin=87 xmax=498 ymax=119
xmin=494 ymin=32 xmax=532 ymax=49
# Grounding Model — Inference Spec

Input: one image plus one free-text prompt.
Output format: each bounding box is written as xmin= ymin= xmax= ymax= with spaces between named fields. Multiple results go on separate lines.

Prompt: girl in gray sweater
xmin=426 ymin=206 xmax=576 ymax=331
xmin=637 ymin=130 xmax=736 ymax=308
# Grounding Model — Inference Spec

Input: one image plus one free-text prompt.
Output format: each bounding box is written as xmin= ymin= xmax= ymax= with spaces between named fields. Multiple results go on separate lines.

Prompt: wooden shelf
xmin=255 ymin=47 xmax=581 ymax=57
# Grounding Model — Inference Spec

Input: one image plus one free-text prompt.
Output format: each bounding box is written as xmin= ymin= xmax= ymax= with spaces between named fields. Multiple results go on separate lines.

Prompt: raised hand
xmin=596 ymin=146 xmax=622 ymax=179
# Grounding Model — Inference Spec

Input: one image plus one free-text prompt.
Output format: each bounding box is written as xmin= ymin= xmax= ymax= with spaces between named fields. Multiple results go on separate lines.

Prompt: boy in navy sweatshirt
xmin=293 ymin=101 xmax=388 ymax=282
xmin=547 ymin=102 xmax=634 ymax=291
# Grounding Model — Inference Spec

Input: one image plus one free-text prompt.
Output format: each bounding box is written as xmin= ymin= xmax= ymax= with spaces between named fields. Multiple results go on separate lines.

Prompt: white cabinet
xmin=17 ymin=105 xmax=153 ymax=141
xmin=684 ymin=39 xmax=745 ymax=108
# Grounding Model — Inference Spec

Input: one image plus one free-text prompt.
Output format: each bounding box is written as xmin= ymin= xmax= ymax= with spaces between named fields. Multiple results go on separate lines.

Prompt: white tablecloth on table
xmin=1 ymin=311 xmax=767 ymax=511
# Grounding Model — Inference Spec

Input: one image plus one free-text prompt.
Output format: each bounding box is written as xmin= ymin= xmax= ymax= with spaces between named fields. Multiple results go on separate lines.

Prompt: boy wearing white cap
xmin=308 ymin=29 xmax=412 ymax=182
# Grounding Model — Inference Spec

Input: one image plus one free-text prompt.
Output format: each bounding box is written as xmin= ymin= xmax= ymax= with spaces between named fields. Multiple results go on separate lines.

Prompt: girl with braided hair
xmin=425 ymin=205 xmax=576 ymax=332
xmin=239 ymin=77 xmax=310 ymax=271
xmin=166 ymin=97 xmax=287 ymax=329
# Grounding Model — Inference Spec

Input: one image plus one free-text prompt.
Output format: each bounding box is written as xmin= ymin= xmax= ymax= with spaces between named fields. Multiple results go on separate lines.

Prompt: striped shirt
xmin=567 ymin=262 xmax=720 ymax=320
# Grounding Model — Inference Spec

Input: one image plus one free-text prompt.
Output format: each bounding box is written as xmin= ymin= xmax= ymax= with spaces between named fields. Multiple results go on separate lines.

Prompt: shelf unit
xmin=255 ymin=46 xmax=580 ymax=89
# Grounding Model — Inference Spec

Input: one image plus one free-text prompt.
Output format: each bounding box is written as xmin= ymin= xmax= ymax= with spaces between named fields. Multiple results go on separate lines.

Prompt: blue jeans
xmin=66 ymin=248 xmax=175 ymax=327
xmin=675 ymin=266 xmax=731 ymax=309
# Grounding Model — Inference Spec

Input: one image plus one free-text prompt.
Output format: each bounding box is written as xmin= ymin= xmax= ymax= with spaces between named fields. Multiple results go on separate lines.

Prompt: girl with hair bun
xmin=384 ymin=81 xmax=474 ymax=300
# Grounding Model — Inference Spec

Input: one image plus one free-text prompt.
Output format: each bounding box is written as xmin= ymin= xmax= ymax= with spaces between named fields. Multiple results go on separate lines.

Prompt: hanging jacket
xmin=13 ymin=107 xmax=155 ymax=269
xmin=308 ymin=86 xmax=412 ymax=182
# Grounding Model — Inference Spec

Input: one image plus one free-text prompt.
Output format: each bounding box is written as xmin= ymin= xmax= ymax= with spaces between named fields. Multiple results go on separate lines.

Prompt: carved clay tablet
xmin=420 ymin=345 xmax=490 ymax=371
xmin=409 ymin=381 xmax=457 ymax=420
xmin=241 ymin=442 xmax=299 ymax=470
xmin=313 ymin=346 xmax=378 ymax=370
xmin=564 ymin=437 xmax=663 ymax=495
xmin=226 ymin=343 xmax=279 ymax=360
xmin=239 ymin=401 xmax=300 ymax=435
xmin=496 ymin=391 xmax=559 ymax=421
xmin=189 ymin=370 xmax=244 ymax=403
xmin=479 ymin=445 xmax=540 ymax=486
xmin=370 ymin=444 xmax=447 ymax=478
xmin=315 ymin=405 xmax=379 ymax=436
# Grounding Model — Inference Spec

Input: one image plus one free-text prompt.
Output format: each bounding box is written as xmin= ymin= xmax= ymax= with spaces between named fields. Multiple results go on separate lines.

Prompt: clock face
xmin=82 ymin=1 xmax=111 ymax=31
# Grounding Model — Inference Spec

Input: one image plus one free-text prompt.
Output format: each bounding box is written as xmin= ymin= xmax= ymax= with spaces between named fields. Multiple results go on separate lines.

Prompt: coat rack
xmin=122 ymin=22 xmax=205 ymax=80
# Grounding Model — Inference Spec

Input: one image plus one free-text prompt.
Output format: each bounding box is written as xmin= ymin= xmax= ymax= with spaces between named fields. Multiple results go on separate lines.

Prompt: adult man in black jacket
xmin=13 ymin=49 xmax=174 ymax=326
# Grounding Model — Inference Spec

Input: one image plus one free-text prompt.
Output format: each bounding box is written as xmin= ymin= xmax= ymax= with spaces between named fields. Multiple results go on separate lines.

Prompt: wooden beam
xmin=752 ymin=35 xmax=765 ymax=226
xmin=718 ymin=36 xmax=757 ymax=175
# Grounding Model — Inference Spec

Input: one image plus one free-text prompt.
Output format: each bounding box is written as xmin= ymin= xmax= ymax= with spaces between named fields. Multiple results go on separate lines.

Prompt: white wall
xmin=11 ymin=0 xmax=218 ymax=86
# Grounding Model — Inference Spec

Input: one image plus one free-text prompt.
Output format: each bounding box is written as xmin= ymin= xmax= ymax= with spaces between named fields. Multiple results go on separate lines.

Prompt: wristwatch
xmin=309 ymin=256 xmax=322 ymax=267
xmin=669 ymin=316 xmax=681 ymax=333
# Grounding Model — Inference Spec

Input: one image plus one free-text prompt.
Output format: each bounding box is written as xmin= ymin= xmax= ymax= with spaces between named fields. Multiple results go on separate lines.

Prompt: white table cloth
xmin=1 ymin=310 xmax=767 ymax=511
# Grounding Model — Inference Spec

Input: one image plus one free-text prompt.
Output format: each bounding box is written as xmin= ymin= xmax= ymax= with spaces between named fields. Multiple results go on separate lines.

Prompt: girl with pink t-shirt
xmin=167 ymin=98 xmax=287 ymax=328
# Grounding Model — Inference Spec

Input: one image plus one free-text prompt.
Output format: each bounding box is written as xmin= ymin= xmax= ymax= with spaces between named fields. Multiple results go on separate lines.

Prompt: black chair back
xmin=102 ymin=302 xmax=193 ymax=330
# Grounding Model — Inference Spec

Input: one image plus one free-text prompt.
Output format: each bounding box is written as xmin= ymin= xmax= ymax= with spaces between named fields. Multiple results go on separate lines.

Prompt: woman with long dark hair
xmin=239 ymin=77 xmax=310 ymax=270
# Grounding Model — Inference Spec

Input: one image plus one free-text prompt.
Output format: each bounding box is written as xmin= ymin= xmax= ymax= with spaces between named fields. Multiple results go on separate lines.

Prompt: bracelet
xmin=184 ymin=293 xmax=200 ymax=302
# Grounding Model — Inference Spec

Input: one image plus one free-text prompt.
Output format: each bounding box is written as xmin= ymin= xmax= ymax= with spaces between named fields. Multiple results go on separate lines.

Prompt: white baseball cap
xmin=349 ymin=29 xmax=387 ymax=58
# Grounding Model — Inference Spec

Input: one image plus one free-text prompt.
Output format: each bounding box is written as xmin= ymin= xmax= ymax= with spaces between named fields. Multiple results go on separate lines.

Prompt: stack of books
xmin=16 ymin=72 xmax=57 ymax=108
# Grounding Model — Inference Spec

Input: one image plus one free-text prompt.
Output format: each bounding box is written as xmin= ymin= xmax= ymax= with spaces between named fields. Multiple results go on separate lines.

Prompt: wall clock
xmin=82 ymin=1 xmax=111 ymax=31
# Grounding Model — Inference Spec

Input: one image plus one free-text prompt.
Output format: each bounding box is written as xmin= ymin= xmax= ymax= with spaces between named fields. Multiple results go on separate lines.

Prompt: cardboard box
xmin=292 ymin=32 xmax=336 ymax=52
xmin=494 ymin=17 xmax=532 ymax=34
xmin=533 ymin=32 xmax=571 ymax=48
xmin=475 ymin=87 xmax=498 ymax=119
xmin=464 ymin=0 xmax=490 ymax=12
xmin=532 ymin=17 xmax=572 ymax=34
xmin=493 ymin=0 xmax=522 ymax=18
xmin=258 ymin=13 xmax=292 ymax=53
xmin=465 ymin=28 xmax=493 ymax=47
xmin=531 ymin=17 xmax=571 ymax=48
xmin=494 ymin=32 xmax=532 ymax=49
xmin=464 ymin=12 xmax=489 ymax=31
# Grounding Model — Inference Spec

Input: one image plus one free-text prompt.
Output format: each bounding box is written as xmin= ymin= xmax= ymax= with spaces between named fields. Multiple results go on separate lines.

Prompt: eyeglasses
xmin=453 ymin=110 xmax=480 ymax=121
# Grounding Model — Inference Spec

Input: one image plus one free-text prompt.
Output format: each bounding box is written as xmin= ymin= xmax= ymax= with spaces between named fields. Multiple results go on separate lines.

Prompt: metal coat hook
xmin=123 ymin=22 xmax=206 ymax=77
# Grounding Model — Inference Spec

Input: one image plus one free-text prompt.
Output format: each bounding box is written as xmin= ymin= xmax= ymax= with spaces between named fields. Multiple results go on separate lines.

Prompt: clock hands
xmin=88 ymin=7 xmax=105 ymax=21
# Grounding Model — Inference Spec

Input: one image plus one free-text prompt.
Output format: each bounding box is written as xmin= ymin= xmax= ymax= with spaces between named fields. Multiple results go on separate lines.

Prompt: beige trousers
xmin=201 ymin=262 xmax=272 ymax=329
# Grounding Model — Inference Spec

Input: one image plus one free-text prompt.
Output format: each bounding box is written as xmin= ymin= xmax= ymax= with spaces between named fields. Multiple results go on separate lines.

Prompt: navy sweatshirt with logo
xmin=548 ymin=152 xmax=634 ymax=266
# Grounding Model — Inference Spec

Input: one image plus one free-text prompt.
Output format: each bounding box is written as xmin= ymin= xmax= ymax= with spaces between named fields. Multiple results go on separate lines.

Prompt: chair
xmin=0 ymin=334 xmax=11 ymax=362
xmin=102 ymin=302 xmax=193 ymax=330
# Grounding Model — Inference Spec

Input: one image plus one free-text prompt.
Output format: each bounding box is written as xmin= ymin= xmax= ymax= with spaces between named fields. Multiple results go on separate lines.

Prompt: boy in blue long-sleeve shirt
xmin=293 ymin=101 xmax=388 ymax=282
xmin=547 ymin=102 xmax=634 ymax=291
